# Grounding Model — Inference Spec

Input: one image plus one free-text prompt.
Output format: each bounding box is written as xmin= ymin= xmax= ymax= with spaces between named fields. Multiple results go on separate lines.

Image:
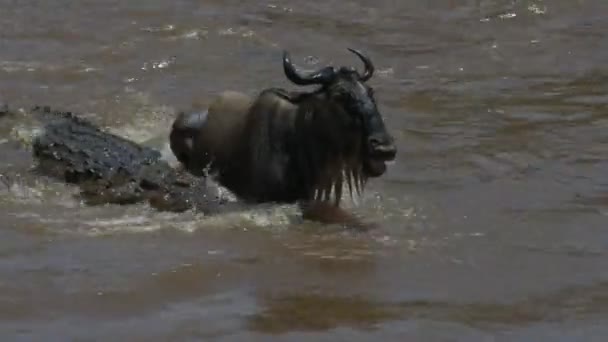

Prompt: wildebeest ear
xmin=347 ymin=48 xmax=374 ymax=81
xmin=282 ymin=51 xmax=335 ymax=86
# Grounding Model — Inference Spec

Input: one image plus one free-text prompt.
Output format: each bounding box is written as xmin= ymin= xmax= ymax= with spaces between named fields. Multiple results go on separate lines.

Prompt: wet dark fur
xmin=219 ymin=87 xmax=368 ymax=206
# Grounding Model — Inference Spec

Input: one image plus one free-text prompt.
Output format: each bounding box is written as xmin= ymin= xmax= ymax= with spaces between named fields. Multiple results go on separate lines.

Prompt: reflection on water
xmin=249 ymin=293 xmax=402 ymax=333
xmin=250 ymin=281 xmax=608 ymax=334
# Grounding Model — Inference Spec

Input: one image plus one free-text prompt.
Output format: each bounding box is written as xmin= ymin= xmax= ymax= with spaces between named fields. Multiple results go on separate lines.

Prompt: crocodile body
xmin=28 ymin=106 xmax=240 ymax=214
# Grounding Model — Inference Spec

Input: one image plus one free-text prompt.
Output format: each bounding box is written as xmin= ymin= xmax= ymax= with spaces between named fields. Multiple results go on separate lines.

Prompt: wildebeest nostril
xmin=368 ymin=136 xmax=382 ymax=148
xmin=377 ymin=144 xmax=397 ymax=159
xmin=368 ymin=136 xmax=397 ymax=159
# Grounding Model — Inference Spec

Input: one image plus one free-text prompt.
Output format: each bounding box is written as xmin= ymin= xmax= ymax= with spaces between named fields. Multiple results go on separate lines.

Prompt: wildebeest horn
xmin=283 ymin=51 xmax=335 ymax=86
xmin=347 ymin=48 xmax=374 ymax=81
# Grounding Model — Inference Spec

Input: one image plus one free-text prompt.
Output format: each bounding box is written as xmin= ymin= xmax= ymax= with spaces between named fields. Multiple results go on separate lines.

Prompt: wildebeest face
xmin=325 ymin=67 xmax=396 ymax=177
xmin=283 ymin=48 xmax=397 ymax=178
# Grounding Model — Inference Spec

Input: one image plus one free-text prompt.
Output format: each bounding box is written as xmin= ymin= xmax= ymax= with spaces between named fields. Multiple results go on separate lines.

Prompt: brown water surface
xmin=1 ymin=0 xmax=608 ymax=340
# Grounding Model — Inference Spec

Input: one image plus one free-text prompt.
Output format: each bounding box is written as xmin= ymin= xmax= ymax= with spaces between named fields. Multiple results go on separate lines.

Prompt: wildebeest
xmin=170 ymin=48 xmax=396 ymax=208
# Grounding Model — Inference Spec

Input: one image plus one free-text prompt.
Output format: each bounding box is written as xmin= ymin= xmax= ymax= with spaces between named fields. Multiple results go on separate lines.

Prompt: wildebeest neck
xmin=290 ymin=91 xmax=367 ymax=205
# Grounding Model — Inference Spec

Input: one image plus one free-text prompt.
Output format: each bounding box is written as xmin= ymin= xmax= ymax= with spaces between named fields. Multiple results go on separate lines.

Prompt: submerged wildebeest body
xmin=170 ymin=49 xmax=397 ymax=206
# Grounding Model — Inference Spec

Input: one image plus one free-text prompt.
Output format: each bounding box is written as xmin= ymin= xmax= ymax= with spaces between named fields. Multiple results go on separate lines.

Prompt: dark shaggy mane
xmin=248 ymin=88 xmax=370 ymax=206
xmin=310 ymin=155 xmax=368 ymax=206
xmin=285 ymin=91 xmax=368 ymax=207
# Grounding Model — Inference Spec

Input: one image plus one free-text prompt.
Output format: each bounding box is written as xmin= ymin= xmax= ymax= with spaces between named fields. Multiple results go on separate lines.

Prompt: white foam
xmin=73 ymin=202 xmax=302 ymax=237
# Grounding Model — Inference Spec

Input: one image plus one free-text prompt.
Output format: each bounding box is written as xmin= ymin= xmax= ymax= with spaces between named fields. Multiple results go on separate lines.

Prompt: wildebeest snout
xmin=367 ymin=134 xmax=396 ymax=161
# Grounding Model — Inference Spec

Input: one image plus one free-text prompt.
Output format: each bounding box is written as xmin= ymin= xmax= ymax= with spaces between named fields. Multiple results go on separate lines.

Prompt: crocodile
xmin=12 ymin=105 xmax=244 ymax=214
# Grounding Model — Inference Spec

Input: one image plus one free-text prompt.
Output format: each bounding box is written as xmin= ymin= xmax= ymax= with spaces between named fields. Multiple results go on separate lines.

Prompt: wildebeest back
xmin=196 ymin=91 xmax=253 ymax=168
xmin=171 ymin=91 xmax=255 ymax=175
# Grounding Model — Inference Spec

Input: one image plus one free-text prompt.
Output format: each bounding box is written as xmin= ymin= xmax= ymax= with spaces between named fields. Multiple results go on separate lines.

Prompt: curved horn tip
xmin=282 ymin=50 xmax=293 ymax=66
xmin=347 ymin=47 xmax=369 ymax=58
xmin=347 ymin=47 xmax=375 ymax=81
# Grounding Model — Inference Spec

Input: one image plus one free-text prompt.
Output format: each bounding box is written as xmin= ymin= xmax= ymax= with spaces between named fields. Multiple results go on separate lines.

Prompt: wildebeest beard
xmin=286 ymin=91 xmax=369 ymax=207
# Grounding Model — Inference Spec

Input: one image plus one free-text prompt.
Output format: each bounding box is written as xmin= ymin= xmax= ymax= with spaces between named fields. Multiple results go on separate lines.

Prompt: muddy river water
xmin=1 ymin=0 xmax=608 ymax=340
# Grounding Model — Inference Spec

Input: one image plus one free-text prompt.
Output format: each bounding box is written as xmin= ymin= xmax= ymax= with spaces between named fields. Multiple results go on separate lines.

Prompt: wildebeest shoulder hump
xmin=259 ymin=87 xmax=313 ymax=106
